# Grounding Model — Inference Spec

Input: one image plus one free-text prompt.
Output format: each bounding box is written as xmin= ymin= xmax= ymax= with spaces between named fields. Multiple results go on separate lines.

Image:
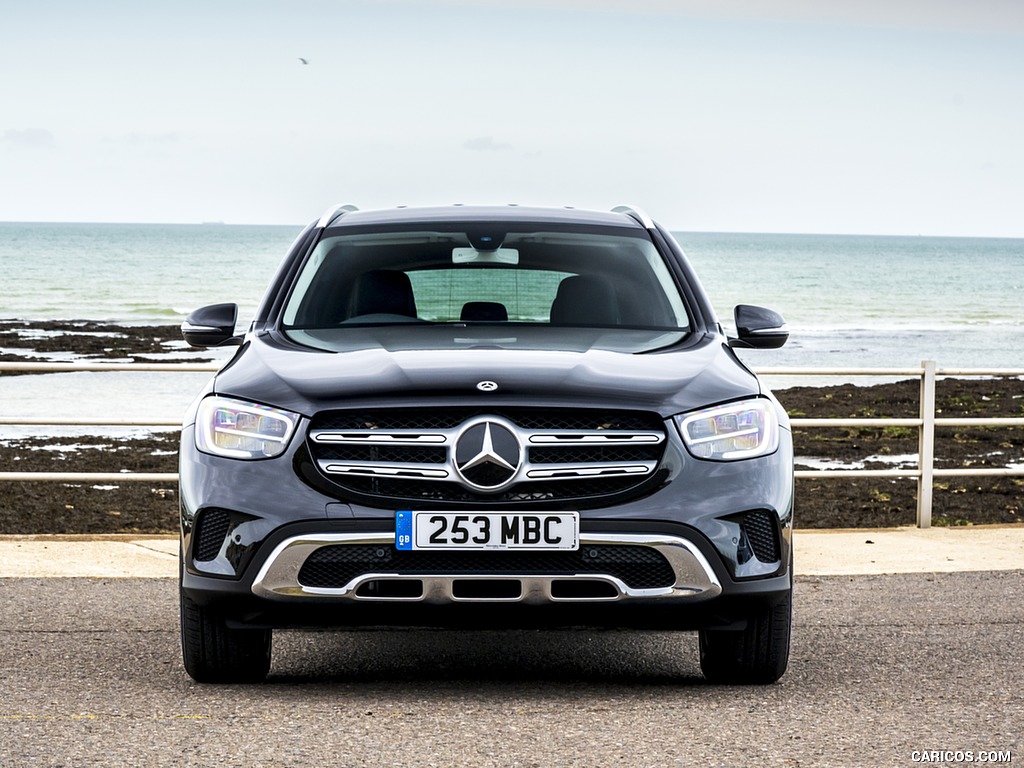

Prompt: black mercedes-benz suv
xmin=179 ymin=204 xmax=794 ymax=684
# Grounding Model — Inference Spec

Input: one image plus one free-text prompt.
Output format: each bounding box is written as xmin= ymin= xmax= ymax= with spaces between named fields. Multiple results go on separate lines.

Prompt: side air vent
xmin=194 ymin=508 xmax=232 ymax=562
xmin=735 ymin=509 xmax=781 ymax=564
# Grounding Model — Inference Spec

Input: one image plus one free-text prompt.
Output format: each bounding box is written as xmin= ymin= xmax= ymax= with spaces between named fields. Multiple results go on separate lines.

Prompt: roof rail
xmin=611 ymin=205 xmax=655 ymax=229
xmin=316 ymin=203 xmax=360 ymax=229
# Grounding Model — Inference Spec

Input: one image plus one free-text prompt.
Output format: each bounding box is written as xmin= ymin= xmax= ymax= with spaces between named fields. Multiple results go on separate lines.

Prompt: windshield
xmin=280 ymin=225 xmax=691 ymax=353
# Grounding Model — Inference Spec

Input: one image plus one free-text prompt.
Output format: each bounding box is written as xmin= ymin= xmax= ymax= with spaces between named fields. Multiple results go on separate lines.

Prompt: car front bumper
xmin=179 ymin=421 xmax=794 ymax=631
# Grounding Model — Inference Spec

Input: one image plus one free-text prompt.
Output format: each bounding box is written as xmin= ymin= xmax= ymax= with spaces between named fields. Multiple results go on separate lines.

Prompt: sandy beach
xmin=0 ymin=320 xmax=1021 ymax=534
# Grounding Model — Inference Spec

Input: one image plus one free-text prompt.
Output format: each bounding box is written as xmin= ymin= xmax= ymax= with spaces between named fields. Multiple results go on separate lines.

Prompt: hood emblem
xmin=476 ymin=380 xmax=498 ymax=392
xmin=453 ymin=418 xmax=522 ymax=491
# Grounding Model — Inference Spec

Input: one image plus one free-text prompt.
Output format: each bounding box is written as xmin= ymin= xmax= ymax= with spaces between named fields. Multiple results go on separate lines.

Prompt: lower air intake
xmin=297 ymin=544 xmax=676 ymax=590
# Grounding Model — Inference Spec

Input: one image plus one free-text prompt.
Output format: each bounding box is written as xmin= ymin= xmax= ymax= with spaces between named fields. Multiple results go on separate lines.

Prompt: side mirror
xmin=181 ymin=303 xmax=243 ymax=348
xmin=729 ymin=304 xmax=789 ymax=349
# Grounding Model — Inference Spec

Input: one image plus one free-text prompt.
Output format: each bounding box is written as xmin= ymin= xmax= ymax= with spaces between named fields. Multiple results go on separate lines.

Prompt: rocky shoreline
xmin=1 ymin=320 xmax=1021 ymax=533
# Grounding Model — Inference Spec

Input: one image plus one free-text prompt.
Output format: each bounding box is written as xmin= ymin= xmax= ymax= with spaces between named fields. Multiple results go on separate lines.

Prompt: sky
xmin=1 ymin=0 xmax=1022 ymax=236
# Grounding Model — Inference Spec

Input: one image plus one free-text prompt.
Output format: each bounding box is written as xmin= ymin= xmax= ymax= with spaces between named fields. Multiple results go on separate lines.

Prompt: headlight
xmin=195 ymin=396 xmax=300 ymax=459
xmin=675 ymin=399 xmax=779 ymax=461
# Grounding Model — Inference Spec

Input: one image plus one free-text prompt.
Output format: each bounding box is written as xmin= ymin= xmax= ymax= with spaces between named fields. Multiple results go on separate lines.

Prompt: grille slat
xmin=327 ymin=476 xmax=651 ymax=501
xmin=528 ymin=445 xmax=662 ymax=464
xmin=317 ymin=445 xmax=447 ymax=464
xmin=298 ymin=544 xmax=676 ymax=590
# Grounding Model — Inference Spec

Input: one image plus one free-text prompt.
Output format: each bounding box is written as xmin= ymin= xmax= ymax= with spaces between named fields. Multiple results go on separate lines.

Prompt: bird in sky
xmin=298 ymin=57 xmax=309 ymax=65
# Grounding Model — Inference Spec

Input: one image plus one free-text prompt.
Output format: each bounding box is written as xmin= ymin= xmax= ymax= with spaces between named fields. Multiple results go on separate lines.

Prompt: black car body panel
xmin=210 ymin=331 xmax=761 ymax=417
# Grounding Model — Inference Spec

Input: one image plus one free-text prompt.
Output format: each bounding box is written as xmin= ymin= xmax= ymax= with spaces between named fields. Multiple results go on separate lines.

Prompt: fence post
xmin=917 ymin=360 xmax=937 ymax=528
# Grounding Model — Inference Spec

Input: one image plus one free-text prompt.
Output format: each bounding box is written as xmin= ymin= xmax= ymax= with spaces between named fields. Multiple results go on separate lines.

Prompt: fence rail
xmin=2 ymin=360 xmax=1022 ymax=528
xmin=779 ymin=360 xmax=1024 ymax=526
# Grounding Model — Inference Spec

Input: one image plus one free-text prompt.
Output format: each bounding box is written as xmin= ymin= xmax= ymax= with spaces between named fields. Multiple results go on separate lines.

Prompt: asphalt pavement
xmin=1 ymin=571 xmax=1021 ymax=766
xmin=1 ymin=527 xmax=1021 ymax=766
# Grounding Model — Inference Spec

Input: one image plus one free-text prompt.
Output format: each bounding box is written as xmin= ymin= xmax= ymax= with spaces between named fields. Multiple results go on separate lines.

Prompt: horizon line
xmin=1 ymin=218 xmax=1021 ymax=241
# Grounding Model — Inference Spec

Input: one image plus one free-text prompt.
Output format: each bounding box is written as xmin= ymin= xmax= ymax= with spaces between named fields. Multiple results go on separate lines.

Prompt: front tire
xmin=180 ymin=587 xmax=272 ymax=683
xmin=698 ymin=588 xmax=792 ymax=685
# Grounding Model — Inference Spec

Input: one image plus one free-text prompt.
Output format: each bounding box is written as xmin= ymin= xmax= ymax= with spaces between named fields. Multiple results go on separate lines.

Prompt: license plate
xmin=395 ymin=511 xmax=579 ymax=551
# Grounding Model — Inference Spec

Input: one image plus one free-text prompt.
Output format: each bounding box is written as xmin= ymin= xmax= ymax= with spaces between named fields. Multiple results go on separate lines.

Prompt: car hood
xmin=211 ymin=331 xmax=761 ymax=418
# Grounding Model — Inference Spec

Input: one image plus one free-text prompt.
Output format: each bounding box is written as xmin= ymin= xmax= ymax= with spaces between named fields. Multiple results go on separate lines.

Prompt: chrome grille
xmin=307 ymin=408 xmax=667 ymax=504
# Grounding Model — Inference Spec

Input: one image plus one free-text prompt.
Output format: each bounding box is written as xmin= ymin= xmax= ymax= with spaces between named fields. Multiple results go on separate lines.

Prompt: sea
xmin=1 ymin=221 xmax=1022 ymax=434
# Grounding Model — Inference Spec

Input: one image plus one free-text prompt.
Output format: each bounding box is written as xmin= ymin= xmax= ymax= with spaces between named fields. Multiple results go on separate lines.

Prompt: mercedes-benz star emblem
xmin=453 ymin=418 xmax=522 ymax=491
xmin=476 ymin=380 xmax=498 ymax=392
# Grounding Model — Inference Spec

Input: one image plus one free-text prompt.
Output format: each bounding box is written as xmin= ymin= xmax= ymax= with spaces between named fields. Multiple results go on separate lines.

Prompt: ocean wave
xmin=786 ymin=320 xmax=1024 ymax=334
xmin=5 ymin=224 xmax=1021 ymax=353
xmin=123 ymin=306 xmax=186 ymax=320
